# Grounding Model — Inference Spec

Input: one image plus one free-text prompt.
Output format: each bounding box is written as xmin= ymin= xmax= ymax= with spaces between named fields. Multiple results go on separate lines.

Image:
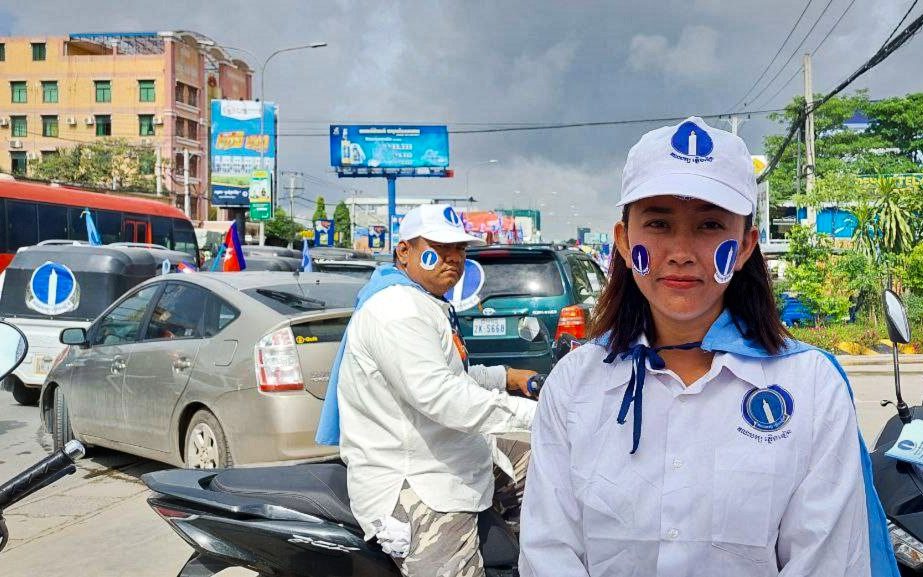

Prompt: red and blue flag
xmin=222 ymin=222 xmax=246 ymax=272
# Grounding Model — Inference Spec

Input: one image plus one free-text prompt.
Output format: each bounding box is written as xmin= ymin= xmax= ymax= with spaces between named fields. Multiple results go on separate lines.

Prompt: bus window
xmin=123 ymin=216 xmax=151 ymax=244
xmin=152 ymin=216 xmax=172 ymax=249
xmin=96 ymin=210 xmax=122 ymax=244
xmin=68 ymin=207 xmax=90 ymax=242
xmin=38 ymin=203 xmax=68 ymax=242
xmin=173 ymin=218 xmax=198 ymax=261
xmin=8 ymin=200 xmax=38 ymax=250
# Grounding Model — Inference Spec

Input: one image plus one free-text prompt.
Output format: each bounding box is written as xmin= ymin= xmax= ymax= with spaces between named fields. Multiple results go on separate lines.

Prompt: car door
xmin=120 ymin=282 xmax=207 ymax=452
xmin=68 ymin=284 xmax=162 ymax=441
xmin=566 ymin=255 xmax=607 ymax=308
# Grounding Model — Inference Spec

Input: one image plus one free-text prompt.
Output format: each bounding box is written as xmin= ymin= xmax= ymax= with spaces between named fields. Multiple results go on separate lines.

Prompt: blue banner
xmin=330 ymin=125 xmax=449 ymax=170
xmin=314 ymin=220 xmax=335 ymax=248
xmin=210 ymin=100 xmax=277 ymax=206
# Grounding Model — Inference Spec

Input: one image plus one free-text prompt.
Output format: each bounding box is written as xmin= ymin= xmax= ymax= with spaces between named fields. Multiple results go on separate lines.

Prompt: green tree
xmin=30 ymin=139 xmax=157 ymax=192
xmin=312 ymin=196 xmax=328 ymax=221
xmin=264 ymin=208 xmax=304 ymax=245
xmin=333 ymin=201 xmax=351 ymax=248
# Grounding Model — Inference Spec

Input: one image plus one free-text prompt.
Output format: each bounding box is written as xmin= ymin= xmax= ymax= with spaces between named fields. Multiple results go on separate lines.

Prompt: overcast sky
xmin=3 ymin=0 xmax=921 ymax=239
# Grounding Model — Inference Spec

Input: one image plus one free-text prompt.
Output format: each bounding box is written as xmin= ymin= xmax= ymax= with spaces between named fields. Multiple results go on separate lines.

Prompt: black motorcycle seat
xmin=209 ymin=463 xmax=519 ymax=567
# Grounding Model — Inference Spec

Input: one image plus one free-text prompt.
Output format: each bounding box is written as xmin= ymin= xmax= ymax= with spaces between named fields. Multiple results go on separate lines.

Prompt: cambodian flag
xmin=81 ymin=209 xmax=102 ymax=246
xmin=301 ymin=240 xmax=313 ymax=272
xmin=222 ymin=222 xmax=246 ymax=272
xmin=177 ymin=261 xmax=197 ymax=274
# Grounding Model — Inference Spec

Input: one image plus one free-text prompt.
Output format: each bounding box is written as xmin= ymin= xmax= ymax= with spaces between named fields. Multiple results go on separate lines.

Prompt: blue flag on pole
xmin=301 ymin=240 xmax=313 ymax=272
xmin=81 ymin=209 xmax=102 ymax=246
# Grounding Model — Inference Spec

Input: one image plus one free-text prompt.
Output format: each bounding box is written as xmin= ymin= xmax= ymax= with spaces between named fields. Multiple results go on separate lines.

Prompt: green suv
xmin=450 ymin=244 xmax=607 ymax=374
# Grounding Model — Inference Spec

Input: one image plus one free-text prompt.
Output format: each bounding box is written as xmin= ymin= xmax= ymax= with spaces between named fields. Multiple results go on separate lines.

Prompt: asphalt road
xmin=0 ymin=365 xmax=920 ymax=577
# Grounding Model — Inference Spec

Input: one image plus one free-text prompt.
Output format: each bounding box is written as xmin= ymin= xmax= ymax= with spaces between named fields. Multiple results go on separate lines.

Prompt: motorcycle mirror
xmin=0 ymin=321 xmax=28 ymax=382
xmin=552 ymin=333 xmax=575 ymax=361
xmin=883 ymin=290 xmax=912 ymax=344
xmin=518 ymin=317 xmax=543 ymax=342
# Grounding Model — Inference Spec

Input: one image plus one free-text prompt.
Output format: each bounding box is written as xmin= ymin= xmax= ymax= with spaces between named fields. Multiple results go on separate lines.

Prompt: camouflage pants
xmin=389 ymin=438 xmax=530 ymax=577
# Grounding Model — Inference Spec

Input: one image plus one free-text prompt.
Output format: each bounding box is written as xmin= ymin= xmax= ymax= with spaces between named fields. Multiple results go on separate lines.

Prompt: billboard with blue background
xmin=211 ymin=100 xmax=277 ymax=207
xmin=330 ymin=125 xmax=449 ymax=170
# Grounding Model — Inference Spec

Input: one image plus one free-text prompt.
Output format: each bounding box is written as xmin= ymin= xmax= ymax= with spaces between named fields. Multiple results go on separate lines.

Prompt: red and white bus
xmin=0 ymin=178 xmax=199 ymax=271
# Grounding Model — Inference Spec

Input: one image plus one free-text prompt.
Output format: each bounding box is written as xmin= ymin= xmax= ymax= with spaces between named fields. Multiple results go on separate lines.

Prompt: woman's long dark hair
xmin=589 ymin=205 xmax=791 ymax=354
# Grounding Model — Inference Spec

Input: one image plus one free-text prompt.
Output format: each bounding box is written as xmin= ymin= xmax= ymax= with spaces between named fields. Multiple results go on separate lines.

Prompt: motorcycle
xmin=142 ymin=321 xmax=584 ymax=577
xmin=871 ymin=289 xmax=923 ymax=573
xmin=0 ymin=320 xmax=85 ymax=554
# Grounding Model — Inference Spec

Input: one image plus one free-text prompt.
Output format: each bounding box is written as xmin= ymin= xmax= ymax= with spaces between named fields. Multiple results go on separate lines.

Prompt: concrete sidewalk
xmin=838 ymin=354 xmax=923 ymax=375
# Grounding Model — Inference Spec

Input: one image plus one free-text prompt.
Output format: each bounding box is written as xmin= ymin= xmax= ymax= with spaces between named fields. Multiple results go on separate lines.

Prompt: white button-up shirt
xmin=520 ymin=339 xmax=871 ymax=577
xmin=337 ymin=284 xmax=537 ymax=539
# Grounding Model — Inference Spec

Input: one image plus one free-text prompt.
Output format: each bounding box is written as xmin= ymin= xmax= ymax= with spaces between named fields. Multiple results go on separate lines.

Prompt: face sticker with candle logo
xmin=714 ymin=239 xmax=739 ymax=284
xmin=631 ymin=245 xmax=650 ymax=276
xmin=420 ymin=249 xmax=439 ymax=271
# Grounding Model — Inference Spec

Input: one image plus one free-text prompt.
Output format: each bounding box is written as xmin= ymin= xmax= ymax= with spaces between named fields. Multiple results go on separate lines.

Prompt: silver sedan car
xmin=39 ymin=271 xmax=363 ymax=468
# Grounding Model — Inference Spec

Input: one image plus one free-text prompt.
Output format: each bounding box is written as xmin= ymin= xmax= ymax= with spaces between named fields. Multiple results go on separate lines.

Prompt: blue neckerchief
xmin=314 ymin=265 xmax=424 ymax=446
xmin=595 ymin=309 xmax=899 ymax=577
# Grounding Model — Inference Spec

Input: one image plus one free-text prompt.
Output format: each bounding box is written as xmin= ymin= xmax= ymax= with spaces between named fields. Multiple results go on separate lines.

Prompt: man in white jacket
xmin=336 ymin=204 xmax=538 ymax=577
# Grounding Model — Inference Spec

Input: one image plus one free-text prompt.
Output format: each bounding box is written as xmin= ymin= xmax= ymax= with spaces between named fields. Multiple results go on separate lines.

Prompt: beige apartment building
xmin=0 ymin=31 xmax=252 ymax=219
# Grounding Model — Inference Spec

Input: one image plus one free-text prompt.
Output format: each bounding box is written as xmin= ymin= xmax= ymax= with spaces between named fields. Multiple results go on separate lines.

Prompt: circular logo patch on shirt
xmin=741 ymin=385 xmax=794 ymax=432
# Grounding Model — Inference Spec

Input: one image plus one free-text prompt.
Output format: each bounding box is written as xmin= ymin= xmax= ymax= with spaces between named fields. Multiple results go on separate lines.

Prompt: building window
xmin=139 ymin=79 xmax=155 ymax=102
xmin=32 ymin=43 xmax=46 ymax=61
xmin=187 ymin=86 xmax=198 ymax=107
xmin=187 ymin=119 xmax=198 ymax=140
xmin=95 ymin=80 xmax=111 ymax=103
xmin=11 ymin=81 xmax=26 ymax=103
xmin=10 ymin=152 xmax=26 ymax=175
xmin=139 ymin=114 xmax=155 ymax=136
xmin=95 ymin=115 xmax=111 ymax=137
xmin=0 ymin=44 xmax=5 ymax=62
xmin=42 ymin=81 xmax=58 ymax=103
xmin=42 ymin=115 xmax=58 ymax=137
xmin=10 ymin=115 xmax=27 ymax=137
xmin=175 ymin=117 xmax=185 ymax=138
xmin=174 ymin=83 xmax=184 ymax=104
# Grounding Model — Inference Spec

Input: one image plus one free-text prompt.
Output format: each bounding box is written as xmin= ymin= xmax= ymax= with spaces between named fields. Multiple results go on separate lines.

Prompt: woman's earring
xmin=631 ymin=245 xmax=650 ymax=276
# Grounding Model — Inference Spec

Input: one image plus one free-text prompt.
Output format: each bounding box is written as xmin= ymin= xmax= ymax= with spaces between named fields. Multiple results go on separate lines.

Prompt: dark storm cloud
xmin=6 ymin=0 xmax=921 ymax=238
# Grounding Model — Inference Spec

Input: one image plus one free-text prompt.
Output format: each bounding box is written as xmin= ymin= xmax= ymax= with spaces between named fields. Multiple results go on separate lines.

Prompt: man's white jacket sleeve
xmin=519 ymin=356 xmax=590 ymax=577
xmin=367 ymin=313 xmax=534 ymax=435
xmin=468 ymin=364 xmax=507 ymax=391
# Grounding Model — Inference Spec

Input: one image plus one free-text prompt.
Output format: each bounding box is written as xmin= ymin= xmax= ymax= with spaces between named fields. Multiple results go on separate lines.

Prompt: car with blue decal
xmin=450 ymin=244 xmax=607 ymax=374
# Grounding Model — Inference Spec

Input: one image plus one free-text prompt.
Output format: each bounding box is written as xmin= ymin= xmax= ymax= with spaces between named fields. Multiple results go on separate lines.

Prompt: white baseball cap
xmin=399 ymin=204 xmax=486 ymax=245
xmin=617 ymin=116 xmax=757 ymax=215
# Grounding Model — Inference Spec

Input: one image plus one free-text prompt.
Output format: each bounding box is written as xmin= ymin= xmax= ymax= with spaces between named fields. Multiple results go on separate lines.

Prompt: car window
xmin=242 ymin=282 xmax=359 ymax=316
xmin=471 ymin=253 xmax=565 ymax=300
xmin=204 ymin=295 xmax=240 ymax=337
xmin=291 ymin=316 xmax=349 ymax=343
xmin=568 ymin=256 xmax=607 ymax=304
xmin=314 ymin=264 xmax=375 ymax=280
xmin=145 ymin=283 xmax=208 ymax=341
xmin=92 ymin=285 xmax=160 ymax=346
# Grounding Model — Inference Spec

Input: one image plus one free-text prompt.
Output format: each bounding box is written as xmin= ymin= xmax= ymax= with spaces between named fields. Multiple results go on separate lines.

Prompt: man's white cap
xmin=617 ymin=116 xmax=757 ymax=215
xmin=399 ymin=204 xmax=486 ymax=245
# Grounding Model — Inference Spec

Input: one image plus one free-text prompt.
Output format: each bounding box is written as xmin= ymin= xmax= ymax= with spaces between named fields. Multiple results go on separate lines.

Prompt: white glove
xmin=372 ymin=516 xmax=411 ymax=559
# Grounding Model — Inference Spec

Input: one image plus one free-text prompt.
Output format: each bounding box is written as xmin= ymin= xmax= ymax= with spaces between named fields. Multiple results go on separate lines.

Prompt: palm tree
xmin=874 ymin=176 xmax=912 ymax=254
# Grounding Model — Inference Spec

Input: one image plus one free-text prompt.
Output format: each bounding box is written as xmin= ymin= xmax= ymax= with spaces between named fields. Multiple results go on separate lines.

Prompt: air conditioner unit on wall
xmin=153 ymin=116 xmax=163 ymax=125
xmin=0 ymin=118 xmax=8 ymax=127
xmin=10 ymin=140 xmax=22 ymax=149
xmin=84 ymin=116 xmax=94 ymax=126
xmin=67 ymin=116 xmax=77 ymax=126
xmin=27 ymin=152 xmax=39 ymax=160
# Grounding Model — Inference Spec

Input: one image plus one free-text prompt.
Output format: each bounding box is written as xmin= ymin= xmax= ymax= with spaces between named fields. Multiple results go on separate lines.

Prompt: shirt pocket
xmin=711 ymin=446 xmax=777 ymax=552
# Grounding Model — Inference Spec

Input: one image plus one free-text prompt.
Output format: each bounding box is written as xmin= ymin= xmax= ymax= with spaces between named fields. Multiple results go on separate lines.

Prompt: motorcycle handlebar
xmin=0 ymin=440 xmax=84 ymax=511
xmin=527 ymin=374 xmax=546 ymax=395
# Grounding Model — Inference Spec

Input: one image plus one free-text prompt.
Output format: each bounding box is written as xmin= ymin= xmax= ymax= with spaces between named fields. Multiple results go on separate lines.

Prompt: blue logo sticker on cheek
xmin=420 ymin=249 xmax=439 ymax=270
xmin=714 ymin=239 xmax=739 ymax=284
xmin=631 ymin=245 xmax=650 ymax=276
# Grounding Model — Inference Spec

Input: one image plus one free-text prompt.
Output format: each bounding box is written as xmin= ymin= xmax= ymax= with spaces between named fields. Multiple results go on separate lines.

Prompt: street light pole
xmin=464 ymin=159 xmax=498 ymax=198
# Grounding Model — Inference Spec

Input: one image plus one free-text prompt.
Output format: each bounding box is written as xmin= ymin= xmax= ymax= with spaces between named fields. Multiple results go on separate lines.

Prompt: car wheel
xmin=184 ymin=410 xmax=232 ymax=469
xmin=52 ymin=386 xmax=75 ymax=451
xmin=11 ymin=377 xmax=40 ymax=406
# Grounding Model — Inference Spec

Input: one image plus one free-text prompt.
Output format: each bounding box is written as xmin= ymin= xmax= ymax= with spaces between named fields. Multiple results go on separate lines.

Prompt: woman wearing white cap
xmin=519 ymin=117 xmax=898 ymax=576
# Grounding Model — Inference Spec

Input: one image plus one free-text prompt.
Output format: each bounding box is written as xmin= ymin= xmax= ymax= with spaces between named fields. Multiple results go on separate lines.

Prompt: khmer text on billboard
xmin=210 ymin=100 xmax=277 ymax=207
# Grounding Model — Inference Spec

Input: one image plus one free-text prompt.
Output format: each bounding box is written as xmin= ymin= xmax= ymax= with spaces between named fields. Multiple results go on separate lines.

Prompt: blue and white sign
xmin=742 ymin=385 xmax=794 ymax=432
xmin=210 ymin=100 xmax=277 ymax=207
xmin=26 ymin=261 xmax=80 ymax=316
xmin=631 ymin=245 xmax=650 ymax=276
xmin=420 ymin=250 xmax=439 ymax=271
xmin=445 ymin=259 xmax=485 ymax=312
xmin=886 ymin=419 xmax=923 ymax=466
xmin=714 ymin=239 xmax=739 ymax=284
xmin=330 ymin=125 xmax=449 ymax=170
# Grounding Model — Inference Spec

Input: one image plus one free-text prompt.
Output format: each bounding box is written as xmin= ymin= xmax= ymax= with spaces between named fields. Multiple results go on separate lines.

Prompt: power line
xmin=754 ymin=66 xmax=804 ymax=109
xmin=759 ymin=9 xmax=923 ymax=183
xmin=746 ymin=0 xmax=838 ymax=109
xmin=812 ymin=0 xmax=860 ymax=55
xmin=885 ymin=0 xmax=920 ymax=44
xmin=727 ymin=0 xmax=816 ymax=112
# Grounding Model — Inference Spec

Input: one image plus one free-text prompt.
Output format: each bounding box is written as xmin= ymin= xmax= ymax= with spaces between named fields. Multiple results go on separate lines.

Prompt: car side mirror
xmin=883 ymin=290 xmax=912 ymax=344
xmin=61 ymin=327 xmax=88 ymax=347
xmin=0 ymin=321 xmax=28 ymax=381
xmin=518 ymin=317 xmax=543 ymax=342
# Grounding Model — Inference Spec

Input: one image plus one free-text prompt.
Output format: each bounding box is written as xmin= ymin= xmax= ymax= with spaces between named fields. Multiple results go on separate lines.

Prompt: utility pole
xmin=282 ymin=171 xmax=303 ymax=248
xmin=803 ymin=52 xmax=816 ymax=224
xmin=155 ymin=146 xmax=162 ymax=197
xmin=183 ymin=148 xmax=191 ymax=218
xmin=721 ymin=114 xmax=746 ymax=135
